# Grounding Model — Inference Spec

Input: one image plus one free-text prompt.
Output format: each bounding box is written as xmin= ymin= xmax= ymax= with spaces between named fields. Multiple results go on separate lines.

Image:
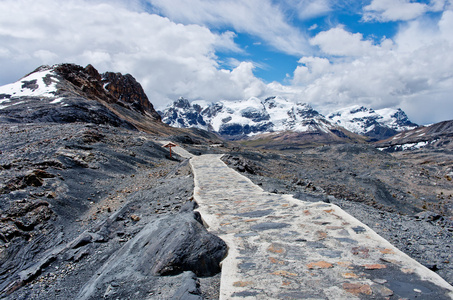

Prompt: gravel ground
xmin=0 ymin=123 xmax=222 ymax=299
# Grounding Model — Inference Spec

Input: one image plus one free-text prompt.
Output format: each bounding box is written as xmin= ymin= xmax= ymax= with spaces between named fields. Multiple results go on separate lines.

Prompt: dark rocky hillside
xmin=376 ymin=120 xmax=453 ymax=151
xmin=0 ymin=64 xmax=227 ymax=299
xmin=0 ymin=123 xmax=227 ymax=299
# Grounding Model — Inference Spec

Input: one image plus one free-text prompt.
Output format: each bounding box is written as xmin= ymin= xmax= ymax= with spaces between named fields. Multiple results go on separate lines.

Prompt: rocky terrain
xmin=376 ymin=120 xmax=453 ymax=151
xmin=0 ymin=122 xmax=234 ymax=299
xmin=0 ymin=64 xmax=227 ymax=299
xmin=0 ymin=63 xmax=452 ymax=298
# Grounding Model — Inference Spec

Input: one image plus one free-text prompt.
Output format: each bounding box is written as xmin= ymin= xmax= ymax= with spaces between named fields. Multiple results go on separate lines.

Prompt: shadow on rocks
xmin=77 ymin=201 xmax=227 ymax=299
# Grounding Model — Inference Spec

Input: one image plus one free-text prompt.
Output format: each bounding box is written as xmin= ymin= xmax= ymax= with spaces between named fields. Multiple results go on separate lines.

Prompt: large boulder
xmin=77 ymin=208 xmax=227 ymax=299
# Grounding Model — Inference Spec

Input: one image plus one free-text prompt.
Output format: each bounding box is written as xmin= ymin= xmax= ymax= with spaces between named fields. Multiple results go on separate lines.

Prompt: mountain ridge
xmin=375 ymin=120 xmax=453 ymax=152
xmin=327 ymin=105 xmax=418 ymax=141
xmin=160 ymin=96 xmax=418 ymax=142
xmin=0 ymin=63 xmax=161 ymax=124
xmin=0 ymin=63 xmax=180 ymax=137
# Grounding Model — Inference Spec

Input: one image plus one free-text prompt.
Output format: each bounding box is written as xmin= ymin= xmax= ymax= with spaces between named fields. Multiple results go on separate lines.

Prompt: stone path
xmin=190 ymin=154 xmax=453 ymax=299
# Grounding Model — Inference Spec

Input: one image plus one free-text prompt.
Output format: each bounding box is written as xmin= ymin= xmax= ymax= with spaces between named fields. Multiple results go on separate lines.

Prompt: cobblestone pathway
xmin=190 ymin=154 xmax=453 ymax=299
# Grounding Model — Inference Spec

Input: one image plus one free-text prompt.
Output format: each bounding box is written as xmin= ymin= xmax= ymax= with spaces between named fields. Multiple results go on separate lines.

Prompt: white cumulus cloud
xmin=0 ymin=0 xmax=267 ymax=107
xmin=288 ymin=9 xmax=453 ymax=124
xmin=309 ymin=27 xmax=381 ymax=56
xmin=146 ymin=0 xmax=311 ymax=56
xmin=363 ymin=0 xmax=445 ymax=22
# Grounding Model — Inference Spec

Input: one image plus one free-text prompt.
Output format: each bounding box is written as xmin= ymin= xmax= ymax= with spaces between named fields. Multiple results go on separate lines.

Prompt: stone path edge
xmin=191 ymin=156 xmax=240 ymax=299
xmin=190 ymin=154 xmax=453 ymax=299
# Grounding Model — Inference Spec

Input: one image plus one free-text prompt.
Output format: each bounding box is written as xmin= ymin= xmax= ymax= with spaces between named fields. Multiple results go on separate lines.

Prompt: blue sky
xmin=0 ymin=0 xmax=452 ymax=124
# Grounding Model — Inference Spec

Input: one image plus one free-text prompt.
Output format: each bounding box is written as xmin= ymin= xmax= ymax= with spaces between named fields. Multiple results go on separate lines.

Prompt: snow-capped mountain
xmin=160 ymin=97 xmax=210 ymax=131
xmin=0 ymin=63 xmax=162 ymax=126
xmin=327 ymin=105 xmax=418 ymax=141
xmin=161 ymin=96 xmax=362 ymax=141
xmin=160 ymin=97 xmax=418 ymax=141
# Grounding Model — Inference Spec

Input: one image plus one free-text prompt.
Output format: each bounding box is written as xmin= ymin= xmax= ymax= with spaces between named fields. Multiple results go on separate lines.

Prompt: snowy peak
xmin=161 ymin=96 xmax=347 ymax=139
xmin=173 ymin=97 xmax=192 ymax=109
xmin=327 ymin=105 xmax=418 ymax=141
xmin=160 ymin=97 xmax=209 ymax=130
xmin=209 ymin=97 xmax=271 ymax=136
xmin=0 ymin=64 xmax=163 ymax=128
xmin=161 ymin=98 xmax=418 ymax=142
xmin=0 ymin=63 xmax=161 ymax=121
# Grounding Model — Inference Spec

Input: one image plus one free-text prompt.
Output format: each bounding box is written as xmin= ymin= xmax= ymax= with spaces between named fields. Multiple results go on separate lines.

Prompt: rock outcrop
xmin=77 ymin=206 xmax=227 ymax=299
xmin=0 ymin=63 xmax=161 ymax=128
xmin=54 ymin=63 xmax=161 ymax=120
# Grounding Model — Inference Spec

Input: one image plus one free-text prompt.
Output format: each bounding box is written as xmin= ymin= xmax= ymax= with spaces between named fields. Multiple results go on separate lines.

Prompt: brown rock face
xmin=102 ymin=71 xmax=161 ymax=120
xmin=52 ymin=64 xmax=161 ymax=121
xmin=54 ymin=64 xmax=108 ymax=103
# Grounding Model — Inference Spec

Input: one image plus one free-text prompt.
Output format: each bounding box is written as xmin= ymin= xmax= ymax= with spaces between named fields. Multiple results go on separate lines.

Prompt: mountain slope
xmin=327 ymin=105 xmax=418 ymax=141
xmin=375 ymin=120 xmax=453 ymax=151
xmin=0 ymin=64 xmax=165 ymax=132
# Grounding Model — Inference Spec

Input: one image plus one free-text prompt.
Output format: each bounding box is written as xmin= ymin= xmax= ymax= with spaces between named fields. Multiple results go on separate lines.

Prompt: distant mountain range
xmin=327 ymin=105 xmax=418 ymax=140
xmin=160 ymin=97 xmax=418 ymax=141
xmin=3 ymin=64 xmax=450 ymax=151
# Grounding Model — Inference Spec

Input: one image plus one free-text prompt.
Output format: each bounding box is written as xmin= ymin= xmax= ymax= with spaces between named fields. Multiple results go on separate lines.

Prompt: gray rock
xmin=143 ymin=212 xmax=227 ymax=276
xmin=172 ymin=271 xmax=202 ymax=300
xmin=414 ymin=211 xmax=442 ymax=221
xmin=250 ymin=222 xmax=290 ymax=231
xmin=77 ymin=211 xmax=227 ymax=299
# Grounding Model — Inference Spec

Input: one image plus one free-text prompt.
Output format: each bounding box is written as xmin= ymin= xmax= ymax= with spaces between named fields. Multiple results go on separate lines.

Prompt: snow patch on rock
xmin=0 ymin=69 xmax=59 ymax=100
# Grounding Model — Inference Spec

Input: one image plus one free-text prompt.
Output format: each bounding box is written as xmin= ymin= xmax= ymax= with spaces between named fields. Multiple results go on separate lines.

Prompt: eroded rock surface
xmin=0 ymin=123 xmax=224 ymax=299
xmin=78 ymin=205 xmax=227 ymax=299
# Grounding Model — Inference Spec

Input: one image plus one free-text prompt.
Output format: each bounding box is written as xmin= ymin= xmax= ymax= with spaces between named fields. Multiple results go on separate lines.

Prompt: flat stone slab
xmin=190 ymin=154 xmax=453 ymax=299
